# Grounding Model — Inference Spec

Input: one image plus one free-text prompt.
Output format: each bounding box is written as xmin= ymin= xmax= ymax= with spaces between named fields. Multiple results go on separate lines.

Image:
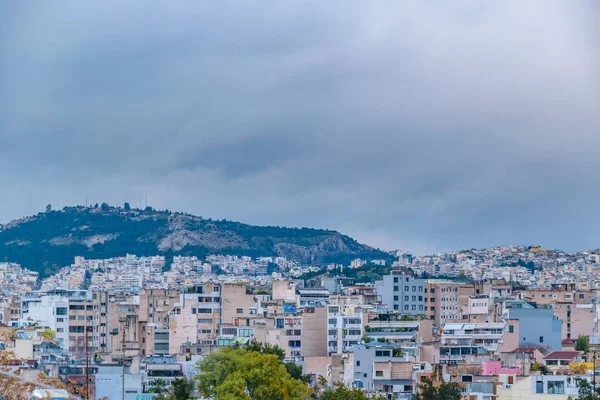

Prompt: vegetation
xmin=576 ymin=335 xmax=590 ymax=353
xmin=568 ymin=377 xmax=600 ymax=400
xmin=0 ymin=205 xmax=392 ymax=277
xmin=412 ymin=376 xmax=462 ymax=400
xmin=530 ymin=362 xmax=549 ymax=374
xmin=316 ymin=381 xmax=385 ymax=400
xmin=196 ymin=347 xmax=310 ymax=399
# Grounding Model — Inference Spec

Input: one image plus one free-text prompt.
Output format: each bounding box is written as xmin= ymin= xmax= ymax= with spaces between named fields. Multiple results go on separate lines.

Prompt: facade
xmin=506 ymin=302 xmax=562 ymax=351
xmin=375 ymin=273 xmax=425 ymax=315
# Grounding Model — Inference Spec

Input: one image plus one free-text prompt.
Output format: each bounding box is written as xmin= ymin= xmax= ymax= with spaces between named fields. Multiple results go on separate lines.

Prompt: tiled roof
xmin=543 ymin=350 xmax=582 ymax=360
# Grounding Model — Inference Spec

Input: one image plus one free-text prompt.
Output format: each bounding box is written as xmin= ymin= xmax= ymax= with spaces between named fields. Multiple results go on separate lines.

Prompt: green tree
xmin=124 ymin=202 xmax=131 ymax=211
xmin=45 ymin=204 xmax=52 ymax=213
xmin=412 ymin=377 xmax=462 ymax=400
xmin=196 ymin=347 xmax=310 ymax=400
xmin=576 ymin=336 xmax=590 ymax=353
xmin=148 ymin=378 xmax=170 ymax=400
xmin=100 ymin=202 xmax=110 ymax=211
xmin=317 ymin=381 xmax=383 ymax=400
xmin=170 ymin=377 xmax=195 ymax=400
xmin=568 ymin=377 xmax=600 ymax=400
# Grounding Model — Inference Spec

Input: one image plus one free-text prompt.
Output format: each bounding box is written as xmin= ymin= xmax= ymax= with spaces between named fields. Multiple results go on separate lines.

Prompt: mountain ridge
xmin=0 ymin=205 xmax=393 ymax=277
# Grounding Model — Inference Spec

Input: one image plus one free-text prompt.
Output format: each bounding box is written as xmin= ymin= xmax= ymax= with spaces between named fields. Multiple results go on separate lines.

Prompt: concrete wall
xmin=508 ymin=308 xmax=562 ymax=351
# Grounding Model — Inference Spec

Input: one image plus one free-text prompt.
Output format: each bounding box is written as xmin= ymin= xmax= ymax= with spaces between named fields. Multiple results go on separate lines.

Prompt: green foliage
xmin=568 ymin=377 xmax=600 ymax=400
xmin=531 ymin=362 xmax=549 ymax=374
xmin=317 ymin=381 xmax=384 ymax=400
xmin=170 ymin=377 xmax=195 ymax=400
xmin=412 ymin=377 xmax=462 ymax=400
xmin=124 ymin=202 xmax=131 ymax=211
xmin=576 ymin=336 xmax=590 ymax=353
xmin=239 ymin=340 xmax=285 ymax=361
xmin=196 ymin=347 xmax=310 ymax=400
xmin=0 ymin=205 xmax=392 ymax=277
xmin=148 ymin=378 xmax=169 ymax=399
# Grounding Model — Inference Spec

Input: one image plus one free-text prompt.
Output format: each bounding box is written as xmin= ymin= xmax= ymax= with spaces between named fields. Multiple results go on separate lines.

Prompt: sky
xmin=1 ymin=2 xmax=599 ymax=255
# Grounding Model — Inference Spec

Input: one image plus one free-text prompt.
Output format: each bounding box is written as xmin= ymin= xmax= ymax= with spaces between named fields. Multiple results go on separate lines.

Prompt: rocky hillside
xmin=0 ymin=205 xmax=393 ymax=276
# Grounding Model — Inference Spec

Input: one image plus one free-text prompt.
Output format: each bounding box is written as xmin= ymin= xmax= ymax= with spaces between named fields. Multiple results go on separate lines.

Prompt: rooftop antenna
xmin=145 ymin=192 xmax=148 ymax=209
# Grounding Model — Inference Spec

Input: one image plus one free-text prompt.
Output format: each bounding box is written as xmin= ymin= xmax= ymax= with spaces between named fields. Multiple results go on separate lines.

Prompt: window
xmin=580 ymin=294 xmax=585 ymax=299
xmin=393 ymin=305 xmax=399 ymax=310
xmin=394 ymin=286 xmax=399 ymax=292
xmin=197 ymin=319 xmax=212 ymax=324
xmin=404 ymin=296 xmax=409 ymax=301
xmin=393 ymin=277 xmax=398 ymax=283
xmin=412 ymin=296 xmax=416 ymax=301
xmin=288 ymin=340 xmax=301 ymax=348
xmin=57 ymin=328 xmax=64 ymax=333
xmin=375 ymin=350 xmax=391 ymax=357
xmin=375 ymin=371 xmax=383 ymax=377
xmin=540 ymin=336 xmax=544 ymax=343
xmin=412 ymin=305 xmax=416 ymax=311
xmin=535 ymin=381 xmax=543 ymax=393
xmin=419 ymin=305 xmax=423 ymax=310
xmin=56 ymin=318 xmax=64 ymax=322
xmin=56 ymin=307 xmax=67 ymax=316
xmin=404 ymin=305 xmax=408 ymax=311
xmin=424 ymin=288 xmax=428 ymax=293
xmin=364 ymin=373 xmax=367 ymax=378
xmin=412 ymin=286 xmax=416 ymax=291
xmin=418 ymin=296 xmax=423 ymax=301
xmin=424 ymin=298 xmax=428 ymax=303
xmin=430 ymin=306 xmax=435 ymax=311
xmin=404 ymin=286 xmax=409 ymax=291
xmin=419 ymin=287 xmax=423 ymax=292
xmin=356 ymin=361 xmax=360 ymax=366
xmin=236 ymin=308 xmax=243 ymax=314
xmin=394 ymin=296 xmax=399 ymax=301
xmin=547 ymin=381 xmax=564 ymax=394
xmin=424 ymin=307 xmax=428 ymax=311
xmin=509 ymin=325 xmax=514 ymax=333
xmin=198 ymin=308 xmax=212 ymax=314
xmin=78 ymin=316 xmax=85 ymax=320
xmin=430 ymin=297 xmax=435 ymax=302
xmin=431 ymin=288 xmax=435 ymax=294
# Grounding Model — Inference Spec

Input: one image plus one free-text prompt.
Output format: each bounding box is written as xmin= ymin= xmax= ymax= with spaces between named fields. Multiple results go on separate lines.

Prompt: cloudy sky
xmin=1 ymin=2 xmax=599 ymax=254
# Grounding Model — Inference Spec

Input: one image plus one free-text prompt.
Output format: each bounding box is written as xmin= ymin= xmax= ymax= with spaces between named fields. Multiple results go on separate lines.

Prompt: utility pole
xmin=122 ymin=326 xmax=126 ymax=400
xmin=85 ymin=297 xmax=90 ymax=400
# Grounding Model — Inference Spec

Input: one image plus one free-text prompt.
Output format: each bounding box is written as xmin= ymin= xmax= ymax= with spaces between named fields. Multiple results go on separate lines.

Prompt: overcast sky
xmin=1 ymin=2 xmax=599 ymax=254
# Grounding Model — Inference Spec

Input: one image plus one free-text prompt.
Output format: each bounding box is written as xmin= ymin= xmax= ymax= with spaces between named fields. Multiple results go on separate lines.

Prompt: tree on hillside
xmin=100 ymin=202 xmax=110 ymax=211
xmin=196 ymin=347 xmax=310 ymax=400
xmin=412 ymin=376 xmax=462 ymax=400
xmin=124 ymin=202 xmax=131 ymax=211
xmin=45 ymin=204 xmax=52 ymax=212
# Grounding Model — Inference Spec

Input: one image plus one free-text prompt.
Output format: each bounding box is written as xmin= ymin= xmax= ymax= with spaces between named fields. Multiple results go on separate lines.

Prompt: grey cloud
xmin=0 ymin=1 xmax=599 ymax=254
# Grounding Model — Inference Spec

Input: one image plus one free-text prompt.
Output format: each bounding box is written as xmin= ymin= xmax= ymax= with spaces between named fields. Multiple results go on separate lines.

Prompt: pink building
xmin=481 ymin=361 xmax=521 ymax=376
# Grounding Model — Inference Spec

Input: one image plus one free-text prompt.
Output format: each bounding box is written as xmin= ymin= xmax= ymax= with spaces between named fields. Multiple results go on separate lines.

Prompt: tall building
xmin=375 ymin=272 xmax=425 ymax=314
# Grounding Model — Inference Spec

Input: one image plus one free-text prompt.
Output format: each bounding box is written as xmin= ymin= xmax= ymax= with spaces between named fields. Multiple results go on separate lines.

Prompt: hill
xmin=0 ymin=205 xmax=393 ymax=277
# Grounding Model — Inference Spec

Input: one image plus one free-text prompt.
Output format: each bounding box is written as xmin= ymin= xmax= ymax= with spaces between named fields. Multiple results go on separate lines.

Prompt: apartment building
xmin=440 ymin=322 xmax=507 ymax=358
xmin=424 ymin=281 xmax=475 ymax=326
xmin=327 ymin=303 xmax=366 ymax=355
xmin=68 ymin=292 xmax=94 ymax=356
xmin=20 ymin=293 xmax=69 ymax=351
xmin=375 ymin=273 xmax=425 ymax=315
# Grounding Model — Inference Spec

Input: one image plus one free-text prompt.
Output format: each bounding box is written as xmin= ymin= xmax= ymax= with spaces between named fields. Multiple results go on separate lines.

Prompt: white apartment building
xmin=327 ymin=304 xmax=366 ymax=355
xmin=441 ymin=322 xmax=506 ymax=354
xmin=20 ymin=295 xmax=70 ymax=351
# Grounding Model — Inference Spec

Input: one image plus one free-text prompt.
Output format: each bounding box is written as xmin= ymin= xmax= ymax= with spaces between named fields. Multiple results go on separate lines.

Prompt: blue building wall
xmin=508 ymin=307 xmax=562 ymax=351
